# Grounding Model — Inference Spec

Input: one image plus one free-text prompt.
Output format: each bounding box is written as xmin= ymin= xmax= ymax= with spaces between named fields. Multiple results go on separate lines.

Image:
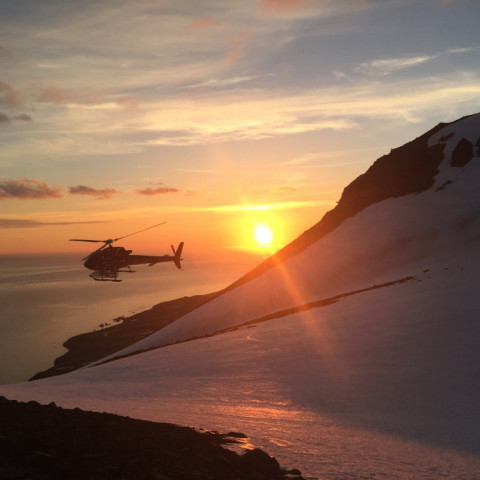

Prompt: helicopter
xmin=70 ymin=222 xmax=184 ymax=282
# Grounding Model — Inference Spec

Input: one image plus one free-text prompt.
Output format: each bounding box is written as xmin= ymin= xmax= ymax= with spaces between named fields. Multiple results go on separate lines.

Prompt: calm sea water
xmin=0 ymin=253 xmax=259 ymax=385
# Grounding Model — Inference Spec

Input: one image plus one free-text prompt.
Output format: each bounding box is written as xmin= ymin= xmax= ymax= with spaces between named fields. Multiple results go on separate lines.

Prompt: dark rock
xmin=0 ymin=396 xmax=294 ymax=479
xmin=287 ymin=468 xmax=302 ymax=476
xmin=226 ymin=431 xmax=248 ymax=438
xmin=435 ymin=179 xmax=454 ymax=191
xmin=240 ymin=448 xmax=281 ymax=476
xmin=439 ymin=132 xmax=454 ymax=142
xmin=451 ymin=138 xmax=474 ymax=167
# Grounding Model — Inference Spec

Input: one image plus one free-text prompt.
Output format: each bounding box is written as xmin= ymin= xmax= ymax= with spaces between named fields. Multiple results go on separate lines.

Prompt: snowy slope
xmin=1 ymin=267 xmax=479 ymax=479
xmin=99 ymin=113 xmax=480 ymax=359
xmin=1 ymin=114 xmax=480 ymax=479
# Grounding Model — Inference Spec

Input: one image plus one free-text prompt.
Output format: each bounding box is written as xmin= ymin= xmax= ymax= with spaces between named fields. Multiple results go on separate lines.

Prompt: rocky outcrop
xmin=0 ymin=396 xmax=304 ymax=480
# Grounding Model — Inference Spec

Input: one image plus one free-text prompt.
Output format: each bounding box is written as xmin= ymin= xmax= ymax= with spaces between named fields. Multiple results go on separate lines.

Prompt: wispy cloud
xmin=226 ymin=29 xmax=254 ymax=62
xmin=282 ymin=151 xmax=369 ymax=167
xmin=179 ymin=200 xmax=331 ymax=213
xmin=184 ymin=74 xmax=268 ymax=90
xmin=1 ymin=1 xmax=479 ymax=164
xmin=116 ymin=95 xmax=139 ymax=110
xmin=141 ymin=102 xmax=357 ymax=146
xmin=269 ymin=185 xmax=298 ymax=193
xmin=189 ymin=17 xmax=218 ymax=30
xmin=136 ymin=186 xmax=180 ymax=196
xmin=14 ymin=113 xmax=32 ymax=122
xmin=260 ymin=0 xmax=318 ymax=15
xmin=36 ymin=85 xmax=105 ymax=106
xmin=0 ymin=218 xmax=105 ymax=228
xmin=0 ymin=112 xmax=33 ymax=126
xmin=359 ymin=55 xmax=434 ymax=75
xmin=0 ymin=178 xmax=62 ymax=200
xmin=69 ymin=185 xmax=120 ymax=199
xmin=2 ymin=68 xmax=480 ymax=157
xmin=358 ymin=46 xmax=480 ymax=75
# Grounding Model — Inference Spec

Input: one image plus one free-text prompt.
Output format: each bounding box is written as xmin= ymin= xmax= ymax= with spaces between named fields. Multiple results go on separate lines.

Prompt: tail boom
xmin=126 ymin=242 xmax=184 ymax=269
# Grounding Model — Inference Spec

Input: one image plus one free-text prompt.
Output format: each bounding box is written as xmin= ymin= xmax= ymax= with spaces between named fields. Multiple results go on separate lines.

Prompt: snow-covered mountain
xmin=96 ymin=113 xmax=480 ymax=359
xmin=2 ymin=114 xmax=480 ymax=479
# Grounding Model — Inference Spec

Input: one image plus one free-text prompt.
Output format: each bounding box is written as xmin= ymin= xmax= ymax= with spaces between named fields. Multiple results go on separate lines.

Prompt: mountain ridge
xmin=225 ymin=117 xmax=460 ymax=291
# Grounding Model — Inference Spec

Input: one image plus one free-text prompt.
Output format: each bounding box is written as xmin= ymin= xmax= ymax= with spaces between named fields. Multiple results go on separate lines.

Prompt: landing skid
xmin=89 ymin=266 xmax=137 ymax=282
xmin=90 ymin=271 xmax=121 ymax=282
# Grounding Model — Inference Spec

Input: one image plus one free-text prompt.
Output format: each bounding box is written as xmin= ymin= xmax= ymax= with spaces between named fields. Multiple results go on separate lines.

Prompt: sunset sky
xmin=1 ymin=0 xmax=480 ymax=257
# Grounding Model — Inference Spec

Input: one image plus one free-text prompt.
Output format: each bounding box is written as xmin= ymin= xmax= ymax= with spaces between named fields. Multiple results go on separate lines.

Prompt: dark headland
xmin=0 ymin=396 xmax=304 ymax=480
xmin=31 ymin=292 xmax=221 ymax=381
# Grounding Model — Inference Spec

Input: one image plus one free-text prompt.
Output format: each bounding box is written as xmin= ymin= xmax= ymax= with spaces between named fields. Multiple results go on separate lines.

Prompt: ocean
xmin=0 ymin=253 xmax=258 ymax=385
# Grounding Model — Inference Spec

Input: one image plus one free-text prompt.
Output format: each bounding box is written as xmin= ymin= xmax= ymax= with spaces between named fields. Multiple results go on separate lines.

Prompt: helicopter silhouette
xmin=70 ymin=222 xmax=184 ymax=282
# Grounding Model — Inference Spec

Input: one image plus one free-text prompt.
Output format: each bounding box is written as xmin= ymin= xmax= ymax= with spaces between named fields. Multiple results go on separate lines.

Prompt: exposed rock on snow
xmin=451 ymin=137 xmax=474 ymax=167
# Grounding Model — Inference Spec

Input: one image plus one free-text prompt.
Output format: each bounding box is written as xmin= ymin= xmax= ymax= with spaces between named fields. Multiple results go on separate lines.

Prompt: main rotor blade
xmin=114 ymin=221 xmax=167 ymax=242
xmin=70 ymin=239 xmax=106 ymax=243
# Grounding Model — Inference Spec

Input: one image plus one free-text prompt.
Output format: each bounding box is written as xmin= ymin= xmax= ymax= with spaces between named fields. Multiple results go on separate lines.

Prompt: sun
xmin=254 ymin=224 xmax=273 ymax=246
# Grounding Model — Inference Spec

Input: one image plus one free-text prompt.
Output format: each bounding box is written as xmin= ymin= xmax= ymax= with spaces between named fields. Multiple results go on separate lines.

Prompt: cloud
xmin=179 ymin=200 xmax=330 ymax=213
xmin=0 ymin=178 xmax=62 ymax=200
xmin=116 ymin=95 xmax=139 ymax=110
xmin=358 ymin=46 xmax=480 ymax=75
xmin=0 ymin=218 xmax=105 ymax=228
xmin=189 ymin=17 xmax=218 ymax=30
xmin=14 ymin=114 xmax=32 ymax=122
xmin=185 ymin=75 xmax=263 ymax=89
xmin=1 ymin=2 xmax=479 ymax=158
xmin=269 ymin=186 xmax=298 ymax=193
xmin=36 ymin=85 xmax=104 ymax=106
xmin=136 ymin=186 xmax=180 ymax=196
xmin=0 ymin=81 xmax=23 ymax=108
xmin=260 ymin=0 xmax=317 ymax=14
xmin=0 ymin=112 xmax=33 ymax=125
xmin=69 ymin=185 xmax=119 ymax=199
xmin=0 ymin=112 xmax=10 ymax=124
xmin=226 ymin=30 xmax=254 ymax=62
xmin=143 ymin=110 xmax=356 ymax=147
xmin=358 ymin=54 xmax=434 ymax=75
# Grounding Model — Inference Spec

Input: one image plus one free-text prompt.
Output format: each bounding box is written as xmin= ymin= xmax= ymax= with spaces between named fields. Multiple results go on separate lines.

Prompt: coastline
xmin=30 ymin=291 xmax=221 ymax=381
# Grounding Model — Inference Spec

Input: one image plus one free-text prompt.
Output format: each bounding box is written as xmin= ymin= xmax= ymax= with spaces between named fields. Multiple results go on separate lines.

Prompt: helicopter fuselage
xmin=70 ymin=222 xmax=183 ymax=281
xmin=84 ymin=244 xmax=183 ymax=272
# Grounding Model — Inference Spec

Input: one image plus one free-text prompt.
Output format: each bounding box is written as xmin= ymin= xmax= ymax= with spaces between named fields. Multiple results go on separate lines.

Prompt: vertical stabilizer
xmin=172 ymin=242 xmax=184 ymax=269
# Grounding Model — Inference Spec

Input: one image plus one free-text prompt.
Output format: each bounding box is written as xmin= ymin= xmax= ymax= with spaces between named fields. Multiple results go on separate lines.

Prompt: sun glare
xmin=254 ymin=225 xmax=273 ymax=246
